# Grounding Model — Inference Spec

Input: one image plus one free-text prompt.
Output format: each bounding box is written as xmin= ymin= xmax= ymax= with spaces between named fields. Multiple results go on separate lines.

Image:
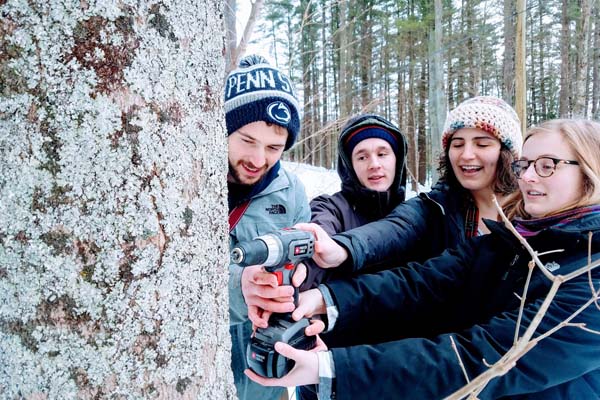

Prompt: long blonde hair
xmin=506 ymin=119 xmax=600 ymax=220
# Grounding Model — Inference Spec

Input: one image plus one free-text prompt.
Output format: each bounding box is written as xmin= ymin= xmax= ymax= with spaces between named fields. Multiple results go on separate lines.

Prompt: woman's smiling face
xmin=517 ymin=131 xmax=584 ymax=218
xmin=448 ymin=128 xmax=502 ymax=196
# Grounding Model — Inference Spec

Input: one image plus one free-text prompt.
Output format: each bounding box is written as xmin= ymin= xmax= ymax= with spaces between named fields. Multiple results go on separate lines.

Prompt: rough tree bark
xmin=573 ymin=0 xmax=592 ymax=116
xmin=559 ymin=0 xmax=571 ymax=117
xmin=428 ymin=0 xmax=446 ymax=184
xmin=0 ymin=1 xmax=234 ymax=398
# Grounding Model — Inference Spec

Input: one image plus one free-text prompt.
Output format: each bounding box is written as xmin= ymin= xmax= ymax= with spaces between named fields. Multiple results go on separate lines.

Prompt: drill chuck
xmin=231 ymin=233 xmax=285 ymax=267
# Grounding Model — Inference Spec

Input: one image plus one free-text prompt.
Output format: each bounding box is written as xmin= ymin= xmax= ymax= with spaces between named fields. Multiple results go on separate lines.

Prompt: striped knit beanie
xmin=224 ymin=55 xmax=300 ymax=150
xmin=442 ymin=96 xmax=523 ymax=159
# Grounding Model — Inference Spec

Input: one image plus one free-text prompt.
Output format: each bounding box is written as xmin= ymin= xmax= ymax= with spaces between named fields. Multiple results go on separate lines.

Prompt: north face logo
xmin=266 ymin=204 xmax=287 ymax=215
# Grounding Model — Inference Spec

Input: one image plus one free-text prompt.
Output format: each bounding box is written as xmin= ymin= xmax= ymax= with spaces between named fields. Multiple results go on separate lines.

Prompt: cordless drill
xmin=231 ymin=228 xmax=317 ymax=378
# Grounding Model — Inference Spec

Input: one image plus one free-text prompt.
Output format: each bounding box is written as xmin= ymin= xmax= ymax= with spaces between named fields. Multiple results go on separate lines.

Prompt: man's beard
xmin=228 ymin=162 xmax=265 ymax=186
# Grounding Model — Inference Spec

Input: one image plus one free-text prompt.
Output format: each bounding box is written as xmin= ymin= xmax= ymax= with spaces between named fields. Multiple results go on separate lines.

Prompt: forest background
xmin=227 ymin=0 xmax=600 ymax=189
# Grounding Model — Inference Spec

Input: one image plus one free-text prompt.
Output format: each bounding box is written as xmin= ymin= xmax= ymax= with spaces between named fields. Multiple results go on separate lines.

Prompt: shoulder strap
xmin=229 ymin=200 xmax=251 ymax=233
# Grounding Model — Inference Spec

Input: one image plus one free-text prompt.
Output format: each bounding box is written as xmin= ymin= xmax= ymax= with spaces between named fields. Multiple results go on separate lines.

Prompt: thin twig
xmin=450 ymin=335 xmax=470 ymax=384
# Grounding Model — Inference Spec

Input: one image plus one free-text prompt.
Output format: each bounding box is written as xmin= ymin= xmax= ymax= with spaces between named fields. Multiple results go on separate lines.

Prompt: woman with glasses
xmin=247 ymin=119 xmax=600 ymax=399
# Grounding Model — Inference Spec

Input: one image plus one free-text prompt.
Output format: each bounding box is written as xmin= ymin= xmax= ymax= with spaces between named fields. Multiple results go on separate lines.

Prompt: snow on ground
xmin=282 ymin=161 xmax=341 ymax=200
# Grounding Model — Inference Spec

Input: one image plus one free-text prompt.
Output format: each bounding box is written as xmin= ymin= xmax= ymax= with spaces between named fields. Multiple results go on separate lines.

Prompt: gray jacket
xmin=229 ymin=167 xmax=310 ymax=324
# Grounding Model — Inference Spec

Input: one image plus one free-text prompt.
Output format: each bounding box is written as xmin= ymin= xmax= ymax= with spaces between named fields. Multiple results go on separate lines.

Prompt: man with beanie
xmin=226 ymin=55 xmax=310 ymax=400
xmin=295 ymin=114 xmax=408 ymax=400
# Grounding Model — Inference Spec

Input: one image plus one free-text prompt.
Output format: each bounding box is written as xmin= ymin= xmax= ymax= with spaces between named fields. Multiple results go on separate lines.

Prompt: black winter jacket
xmin=333 ymin=181 xmax=471 ymax=273
xmin=325 ymin=213 xmax=600 ymax=399
xmin=301 ymin=114 xmax=408 ymax=290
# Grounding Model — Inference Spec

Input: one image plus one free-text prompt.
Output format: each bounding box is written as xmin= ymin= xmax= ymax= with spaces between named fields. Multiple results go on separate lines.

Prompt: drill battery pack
xmin=246 ymin=315 xmax=317 ymax=378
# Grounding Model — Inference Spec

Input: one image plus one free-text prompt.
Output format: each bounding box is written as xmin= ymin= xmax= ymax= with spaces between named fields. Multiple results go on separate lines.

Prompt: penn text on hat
xmin=442 ymin=96 xmax=523 ymax=159
xmin=224 ymin=55 xmax=301 ymax=151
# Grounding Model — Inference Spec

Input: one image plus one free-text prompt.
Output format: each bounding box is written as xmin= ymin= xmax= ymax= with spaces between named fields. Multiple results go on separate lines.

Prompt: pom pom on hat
xmin=224 ymin=55 xmax=300 ymax=151
xmin=442 ymin=96 xmax=523 ymax=159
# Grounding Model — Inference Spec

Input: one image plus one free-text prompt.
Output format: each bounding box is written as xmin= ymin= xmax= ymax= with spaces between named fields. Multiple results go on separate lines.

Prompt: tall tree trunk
xmin=515 ymin=0 xmax=526 ymax=132
xmin=429 ymin=0 xmax=446 ymax=184
xmin=407 ymin=13 xmax=418 ymax=192
xmin=300 ymin=0 xmax=314 ymax=164
xmin=592 ymin=1 xmax=600 ymax=119
xmin=538 ymin=0 xmax=548 ymax=119
xmin=503 ymin=0 xmax=516 ymax=102
xmin=418 ymin=61 xmax=427 ymax=185
xmin=359 ymin=1 xmax=373 ymax=108
xmin=1 ymin=1 xmax=233 ymax=398
xmin=322 ymin=0 xmax=331 ymax=169
xmin=225 ymin=0 xmax=237 ymax=73
xmin=446 ymin=3 xmax=456 ymax=109
xmin=573 ymin=0 xmax=592 ymax=116
xmin=338 ymin=0 xmax=352 ymax=116
xmin=559 ymin=0 xmax=571 ymax=117
xmin=529 ymin=5 xmax=537 ymax=124
xmin=227 ymin=0 xmax=265 ymax=74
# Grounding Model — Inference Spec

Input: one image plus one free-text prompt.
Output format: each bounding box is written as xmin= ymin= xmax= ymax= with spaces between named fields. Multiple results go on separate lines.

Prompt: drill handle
xmin=269 ymin=263 xmax=300 ymax=307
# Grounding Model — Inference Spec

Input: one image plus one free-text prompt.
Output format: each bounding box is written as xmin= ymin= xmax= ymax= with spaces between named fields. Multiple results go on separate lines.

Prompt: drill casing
xmin=231 ymin=228 xmax=316 ymax=378
xmin=246 ymin=315 xmax=317 ymax=378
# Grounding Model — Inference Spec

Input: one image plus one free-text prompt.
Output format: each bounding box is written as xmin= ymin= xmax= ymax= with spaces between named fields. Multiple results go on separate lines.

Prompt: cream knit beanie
xmin=442 ymin=96 xmax=523 ymax=159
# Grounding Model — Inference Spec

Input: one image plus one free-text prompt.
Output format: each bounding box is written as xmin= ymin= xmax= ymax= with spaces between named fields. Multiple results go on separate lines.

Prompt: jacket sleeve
xmin=328 ymin=258 xmax=600 ymax=399
xmin=332 ymin=194 xmax=436 ymax=272
xmin=228 ymin=263 xmax=246 ymax=325
xmin=299 ymin=194 xmax=347 ymax=290
xmin=325 ymin=244 xmax=474 ymax=334
xmin=309 ymin=194 xmax=345 ymax=236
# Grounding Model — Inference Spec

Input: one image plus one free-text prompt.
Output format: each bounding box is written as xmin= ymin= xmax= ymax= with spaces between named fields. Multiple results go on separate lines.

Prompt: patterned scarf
xmin=513 ymin=205 xmax=600 ymax=237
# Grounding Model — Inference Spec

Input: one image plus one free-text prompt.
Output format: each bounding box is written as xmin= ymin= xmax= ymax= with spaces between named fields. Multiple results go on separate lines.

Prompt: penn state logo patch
xmin=267 ymin=101 xmax=291 ymax=125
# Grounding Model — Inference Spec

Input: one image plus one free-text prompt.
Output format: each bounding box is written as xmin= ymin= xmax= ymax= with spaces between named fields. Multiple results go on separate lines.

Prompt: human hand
xmin=294 ymin=223 xmax=348 ymax=268
xmin=244 ymin=342 xmax=320 ymax=387
xmin=292 ymin=288 xmax=326 ymax=322
xmin=242 ymin=265 xmax=295 ymax=328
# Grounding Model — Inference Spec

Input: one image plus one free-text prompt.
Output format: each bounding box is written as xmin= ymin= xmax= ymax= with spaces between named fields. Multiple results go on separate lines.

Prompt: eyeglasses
xmin=511 ymin=157 xmax=580 ymax=178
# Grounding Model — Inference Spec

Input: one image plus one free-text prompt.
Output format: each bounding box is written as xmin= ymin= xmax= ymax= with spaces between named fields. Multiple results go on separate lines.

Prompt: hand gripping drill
xmin=231 ymin=228 xmax=317 ymax=378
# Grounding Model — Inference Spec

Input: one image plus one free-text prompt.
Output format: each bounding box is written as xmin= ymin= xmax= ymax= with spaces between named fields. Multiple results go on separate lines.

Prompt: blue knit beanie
xmin=224 ymin=55 xmax=300 ymax=151
xmin=344 ymin=126 xmax=400 ymax=157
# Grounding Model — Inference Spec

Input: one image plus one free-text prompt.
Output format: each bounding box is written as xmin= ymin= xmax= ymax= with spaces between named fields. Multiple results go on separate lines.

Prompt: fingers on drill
xmin=305 ymin=319 xmax=325 ymax=336
xmin=292 ymin=263 xmax=307 ymax=287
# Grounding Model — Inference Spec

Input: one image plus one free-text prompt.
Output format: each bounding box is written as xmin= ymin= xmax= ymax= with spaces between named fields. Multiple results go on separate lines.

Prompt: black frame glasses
xmin=511 ymin=157 xmax=580 ymax=179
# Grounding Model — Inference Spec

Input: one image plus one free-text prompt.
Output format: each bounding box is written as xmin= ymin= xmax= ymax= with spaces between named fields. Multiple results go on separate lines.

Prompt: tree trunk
xmin=429 ymin=0 xmax=446 ymax=184
xmin=503 ymin=0 xmax=516 ymax=102
xmin=592 ymin=1 xmax=600 ymax=119
xmin=559 ymin=0 xmax=571 ymax=117
xmin=573 ymin=0 xmax=592 ymax=116
xmin=338 ymin=0 xmax=352 ymax=117
xmin=1 ymin=1 xmax=234 ymax=398
xmin=538 ymin=0 xmax=548 ymax=119
xmin=418 ymin=61 xmax=427 ymax=185
xmin=359 ymin=0 xmax=373 ymax=108
xmin=515 ymin=0 xmax=526 ymax=133
xmin=225 ymin=0 xmax=237 ymax=73
xmin=227 ymin=0 xmax=265 ymax=74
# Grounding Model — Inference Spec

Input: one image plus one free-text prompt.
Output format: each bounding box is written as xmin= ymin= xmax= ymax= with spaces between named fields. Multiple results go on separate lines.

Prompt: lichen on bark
xmin=1 ymin=1 xmax=233 ymax=398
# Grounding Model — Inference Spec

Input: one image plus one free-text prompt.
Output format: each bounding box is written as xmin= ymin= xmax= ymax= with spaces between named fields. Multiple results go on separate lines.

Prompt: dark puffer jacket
xmin=301 ymin=114 xmax=408 ymax=290
xmin=325 ymin=213 xmax=600 ymax=399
